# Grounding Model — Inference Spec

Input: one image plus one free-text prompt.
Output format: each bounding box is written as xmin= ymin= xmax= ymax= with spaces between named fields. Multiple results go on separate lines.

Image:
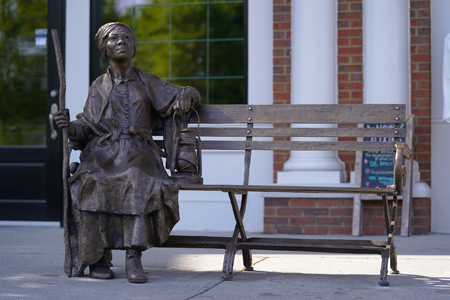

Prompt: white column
xmin=363 ymin=0 xmax=410 ymax=107
xmin=278 ymin=0 xmax=345 ymax=184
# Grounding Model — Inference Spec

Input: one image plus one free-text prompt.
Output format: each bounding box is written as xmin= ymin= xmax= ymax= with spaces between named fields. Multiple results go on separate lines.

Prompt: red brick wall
xmin=337 ymin=0 xmax=364 ymax=182
xmin=264 ymin=197 xmax=431 ymax=235
xmin=264 ymin=198 xmax=353 ymax=235
xmin=410 ymin=0 xmax=431 ymax=186
xmin=410 ymin=198 xmax=431 ymax=234
xmin=361 ymin=198 xmax=431 ymax=235
xmin=273 ymin=0 xmax=291 ymax=182
xmin=337 ymin=0 xmax=363 ymax=106
xmin=267 ymin=0 xmax=432 ymax=235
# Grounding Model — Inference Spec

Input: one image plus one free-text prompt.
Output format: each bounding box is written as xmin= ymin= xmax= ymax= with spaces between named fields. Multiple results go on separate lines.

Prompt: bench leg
xmin=222 ymin=241 xmax=237 ymax=281
xmin=222 ymin=192 xmax=253 ymax=280
xmin=379 ymin=194 xmax=400 ymax=286
xmin=379 ymin=240 xmax=399 ymax=285
xmin=222 ymin=231 xmax=254 ymax=280
xmin=390 ymin=238 xmax=399 ymax=274
xmin=238 ymin=194 xmax=253 ymax=271
xmin=379 ymin=248 xmax=390 ymax=286
xmin=383 ymin=194 xmax=400 ymax=274
xmin=389 ymin=195 xmax=399 ymax=274
xmin=243 ymin=250 xmax=253 ymax=271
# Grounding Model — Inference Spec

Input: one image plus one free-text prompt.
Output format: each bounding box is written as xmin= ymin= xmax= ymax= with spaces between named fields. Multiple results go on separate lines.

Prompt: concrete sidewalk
xmin=0 ymin=226 xmax=449 ymax=299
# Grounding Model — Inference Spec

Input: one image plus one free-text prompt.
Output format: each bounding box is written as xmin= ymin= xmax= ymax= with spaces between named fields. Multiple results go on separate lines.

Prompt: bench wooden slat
xmin=158 ymin=236 xmax=387 ymax=255
xmin=246 ymin=237 xmax=387 ymax=247
xmin=160 ymin=235 xmax=230 ymax=249
xmin=198 ymin=127 xmax=406 ymax=138
xmin=236 ymin=241 xmax=385 ymax=255
xmin=199 ymin=140 xmax=397 ymax=151
xmin=192 ymin=104 xmax=406 ymax=124
xmin=179 ymin=184 xmax=398 ymax=195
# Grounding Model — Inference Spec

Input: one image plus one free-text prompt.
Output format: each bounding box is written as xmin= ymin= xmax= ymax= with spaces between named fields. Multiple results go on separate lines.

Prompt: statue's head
xmin=95 ymin=22 xmax=137 ymax=61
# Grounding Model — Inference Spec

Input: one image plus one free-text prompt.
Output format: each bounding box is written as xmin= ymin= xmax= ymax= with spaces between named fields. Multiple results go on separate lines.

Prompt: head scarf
xmin=95 ymin=22 xmax=137 ymax=60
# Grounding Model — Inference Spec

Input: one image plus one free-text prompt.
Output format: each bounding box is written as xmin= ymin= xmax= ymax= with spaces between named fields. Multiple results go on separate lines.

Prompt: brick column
xmin=337 ymin=0 xmax=363 ymax=182
xmin=273 ymin=0 xmax=291 ymax=182
xmin=410 ymin=0 xmax=431 ymax=186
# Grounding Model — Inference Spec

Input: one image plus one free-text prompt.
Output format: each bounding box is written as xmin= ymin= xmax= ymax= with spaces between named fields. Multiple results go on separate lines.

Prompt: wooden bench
xmin=158 ymin=104 xmax=412 ymax=287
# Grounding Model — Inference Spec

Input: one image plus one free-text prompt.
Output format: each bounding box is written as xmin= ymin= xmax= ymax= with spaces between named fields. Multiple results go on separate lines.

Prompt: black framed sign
xmin=360 ymin=123 xmax=405 ymax=189
xmin=353 ymin=116 xmax=414 ymax=237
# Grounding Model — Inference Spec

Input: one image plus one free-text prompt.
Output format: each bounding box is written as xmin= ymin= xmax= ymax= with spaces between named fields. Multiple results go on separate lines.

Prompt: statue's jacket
xmin=66 ymin=67 xmax=200 ymax=275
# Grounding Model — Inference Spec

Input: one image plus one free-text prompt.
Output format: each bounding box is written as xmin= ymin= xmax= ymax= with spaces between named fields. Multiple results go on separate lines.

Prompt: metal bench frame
xmin=157 ymin=104 xmax=412 ymax=287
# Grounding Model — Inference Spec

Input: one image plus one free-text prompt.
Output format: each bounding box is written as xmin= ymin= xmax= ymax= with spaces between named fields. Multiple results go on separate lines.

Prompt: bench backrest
xmin=185 ymin=104 xmax=408 ymax=185
xmin=191 ymin=104 xmax=406 ymax=151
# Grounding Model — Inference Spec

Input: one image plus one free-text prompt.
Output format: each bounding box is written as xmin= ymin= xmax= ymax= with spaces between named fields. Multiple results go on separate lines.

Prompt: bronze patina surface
xmin=54 ymin=22 xmax=200 ymax=283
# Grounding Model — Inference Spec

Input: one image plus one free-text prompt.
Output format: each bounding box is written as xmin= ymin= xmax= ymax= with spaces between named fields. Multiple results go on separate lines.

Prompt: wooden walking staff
xmin=51 ymin=29 xmax=72 ymax=277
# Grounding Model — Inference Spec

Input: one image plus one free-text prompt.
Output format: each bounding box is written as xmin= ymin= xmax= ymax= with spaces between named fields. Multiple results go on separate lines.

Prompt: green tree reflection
xmin=100 ymin=0 xmax=245 ymax=104
xmin=0 ymin=0 xmax=48 ymax=145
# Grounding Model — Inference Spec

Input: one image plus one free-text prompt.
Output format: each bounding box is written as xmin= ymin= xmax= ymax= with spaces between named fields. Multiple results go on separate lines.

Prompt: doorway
xmin=0 ymin=0 xmax=65 ymax=222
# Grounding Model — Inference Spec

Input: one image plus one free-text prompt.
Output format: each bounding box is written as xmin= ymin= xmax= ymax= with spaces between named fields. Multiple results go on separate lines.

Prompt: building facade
xmin=268 ymin=0 xmax=434 ymax=235
xmin=3 ymin=0 xmax=449 ymax=235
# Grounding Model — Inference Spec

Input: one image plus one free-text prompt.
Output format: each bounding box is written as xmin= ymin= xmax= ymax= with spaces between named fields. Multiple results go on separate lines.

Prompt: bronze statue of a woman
xmin=54 ymin=22 xmax=200 ymax=283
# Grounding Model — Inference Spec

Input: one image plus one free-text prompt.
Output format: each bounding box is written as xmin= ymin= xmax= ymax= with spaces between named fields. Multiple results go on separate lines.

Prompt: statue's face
xmin=105 ymin=27 xmax=134 ymax=62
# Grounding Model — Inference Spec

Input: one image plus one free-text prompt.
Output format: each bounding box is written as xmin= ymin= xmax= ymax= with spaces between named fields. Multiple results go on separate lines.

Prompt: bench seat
xmin=179 ymin=183 xmax=399 ymax=196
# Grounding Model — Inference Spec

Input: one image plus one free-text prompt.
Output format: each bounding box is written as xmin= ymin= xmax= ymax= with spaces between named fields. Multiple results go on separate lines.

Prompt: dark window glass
xmin=99 ymin=0 xmax=246 ymax=104
xmin=0 ymin=0 xmax=48 ymax=145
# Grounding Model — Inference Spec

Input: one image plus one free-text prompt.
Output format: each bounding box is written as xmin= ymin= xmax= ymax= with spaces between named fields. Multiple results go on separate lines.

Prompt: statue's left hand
xmin=172 ymin=88 xmax=200 ymax=114
xmin=173 ymin=97 xmax=192 ymax=114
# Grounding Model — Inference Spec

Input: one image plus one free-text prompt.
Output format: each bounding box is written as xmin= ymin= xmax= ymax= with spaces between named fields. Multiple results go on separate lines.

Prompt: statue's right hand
xmin=54 ymin=109 xmax=70 ymax=129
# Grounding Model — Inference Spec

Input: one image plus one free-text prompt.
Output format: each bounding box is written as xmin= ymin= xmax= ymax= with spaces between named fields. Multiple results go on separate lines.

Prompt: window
xmin=0 ymin=0 xmax=48 ymax=145
xmin=95 ymin=0 xmax=246 ymax=104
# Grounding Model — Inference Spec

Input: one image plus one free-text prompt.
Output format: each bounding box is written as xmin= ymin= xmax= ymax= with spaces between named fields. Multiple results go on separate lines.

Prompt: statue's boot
xmin=89 ymin=254 xmax=115 ymax=279
xmin=126 ymin=249 xmax=148 ymax=283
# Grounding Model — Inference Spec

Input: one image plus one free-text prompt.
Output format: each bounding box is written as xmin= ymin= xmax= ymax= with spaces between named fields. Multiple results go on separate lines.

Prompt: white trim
xmin=431 ymin=117 xmax=450 ymax=124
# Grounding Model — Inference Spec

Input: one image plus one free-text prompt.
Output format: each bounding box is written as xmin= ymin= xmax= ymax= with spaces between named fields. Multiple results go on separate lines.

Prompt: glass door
xmin=0 ymin=0 xmax=65 ymax=222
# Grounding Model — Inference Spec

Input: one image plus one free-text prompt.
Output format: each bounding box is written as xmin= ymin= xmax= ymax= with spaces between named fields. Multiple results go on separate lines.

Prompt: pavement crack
xmin=186 ymin=257 xmax=270 ymax=299
xmin=185 ymin=280 xmax=224 ymax=300
xmin=253 ymin=256 xmax=269 ymax=265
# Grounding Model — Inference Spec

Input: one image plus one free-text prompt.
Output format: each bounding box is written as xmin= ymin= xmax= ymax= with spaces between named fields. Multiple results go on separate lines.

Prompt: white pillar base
xmin=282 ymin=153 xmax=346 ymax=172
xmin=278 ymin=152 xmax=346 ymax=184
xmin=277 ymin=170 xmax=343 ymax=185
xmin=412 ymin=160 xmax=431 ymax=198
